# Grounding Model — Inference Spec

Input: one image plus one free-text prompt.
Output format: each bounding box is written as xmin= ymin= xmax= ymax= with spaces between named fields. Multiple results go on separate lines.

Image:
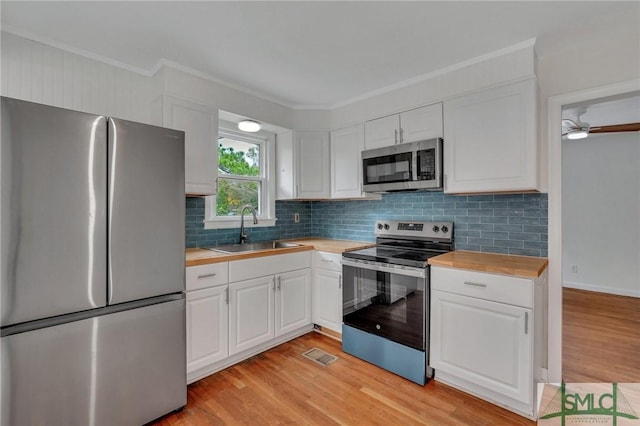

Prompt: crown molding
xmin=328 ymin=38 xmax=537 ymax=110
xmin=2 ymin=28 xmax=536 ymax=112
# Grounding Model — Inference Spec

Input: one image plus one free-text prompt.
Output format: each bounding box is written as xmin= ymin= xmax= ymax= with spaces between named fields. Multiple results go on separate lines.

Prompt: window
xmin=204 ymin=126 xmax=276 ymax=229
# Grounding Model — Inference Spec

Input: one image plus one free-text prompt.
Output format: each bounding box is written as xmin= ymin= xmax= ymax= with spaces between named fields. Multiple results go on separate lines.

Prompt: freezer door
xmin=1 ymin=297 xmax=186 ymax=426
xmin=108 ymin=118 xmax=185 ymax=304
xmin=1 ymin=97 xmax=108 ymax=327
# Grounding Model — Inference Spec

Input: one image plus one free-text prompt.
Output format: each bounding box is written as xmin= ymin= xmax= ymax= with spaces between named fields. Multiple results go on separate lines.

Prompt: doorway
xmin=547 ymin=81 xmax=640 ymax=383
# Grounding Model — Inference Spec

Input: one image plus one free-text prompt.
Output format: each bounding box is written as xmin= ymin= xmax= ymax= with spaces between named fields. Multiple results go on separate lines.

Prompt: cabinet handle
xmin=339 ymin=275 xmax=342 ymax=289
xmin=272 ymin=277 xmax=276 ymax=292
xmin=321 ymin=259 xmax=333 ymax=263
xmin=225 ymin=287 xmax=229 ymax=305
xmin=463 ymin=281 xmax=487 ymax=288
xmin=394 ymin=129 xmax=398 ymax=144
xmin=524 ymin=312 xmax=529 ymax=335
xmin=399 ymin=127 xmax=404 ymax=143
xmin=277 ymin=276 xmax=282 ymax=291
xmin=197 ymin=273 xmax=217 ymax=279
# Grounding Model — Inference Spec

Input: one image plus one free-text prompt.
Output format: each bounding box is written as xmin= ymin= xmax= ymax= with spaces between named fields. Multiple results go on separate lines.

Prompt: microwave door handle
xmin=412 ymin=150 xmax=417 ymax=181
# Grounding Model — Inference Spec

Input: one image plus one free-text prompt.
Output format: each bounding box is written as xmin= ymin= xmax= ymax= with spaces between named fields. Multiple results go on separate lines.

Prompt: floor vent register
xmin=301 ymin=348 xmax=339 ymax=367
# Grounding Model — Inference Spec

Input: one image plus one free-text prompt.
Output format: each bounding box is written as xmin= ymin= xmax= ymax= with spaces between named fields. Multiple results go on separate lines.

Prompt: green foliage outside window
xmin=216 ymin=143 xmax=260 ymax=216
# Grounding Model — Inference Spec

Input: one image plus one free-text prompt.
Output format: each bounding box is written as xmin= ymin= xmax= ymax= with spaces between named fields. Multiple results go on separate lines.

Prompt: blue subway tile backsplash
xmin=186 ymin=192 xmax=548 ymax=257
xmin=185 ymin=199 xmax=312 ymax=248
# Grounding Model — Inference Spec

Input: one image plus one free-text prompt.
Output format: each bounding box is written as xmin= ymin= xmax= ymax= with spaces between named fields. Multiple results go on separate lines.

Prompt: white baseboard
xmin=563 ymin=281 xmax=640 ymax=298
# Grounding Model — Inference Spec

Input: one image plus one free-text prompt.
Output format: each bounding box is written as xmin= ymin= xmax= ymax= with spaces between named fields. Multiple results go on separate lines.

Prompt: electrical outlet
xmin=294 ymin=213 xmax=300 ymax=223
xmin=571 ymin=265 xmax=578 ymax=273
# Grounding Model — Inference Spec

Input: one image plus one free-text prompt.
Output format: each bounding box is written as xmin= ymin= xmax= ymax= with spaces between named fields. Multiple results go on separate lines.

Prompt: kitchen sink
xmin=205 ymin=241 xmax=302 ymax=253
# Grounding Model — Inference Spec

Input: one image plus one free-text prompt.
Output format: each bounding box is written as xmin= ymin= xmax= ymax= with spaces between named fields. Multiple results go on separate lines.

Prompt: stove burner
xmin=342 ymin=220 xmax=453 ymax=268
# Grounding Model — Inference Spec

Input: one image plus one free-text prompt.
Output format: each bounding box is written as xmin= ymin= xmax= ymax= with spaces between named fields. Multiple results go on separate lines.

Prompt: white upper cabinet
xmin=400 ymin=103 xmax=443 ymax=144
xmin=330 ymin=124 xmax=365 ymax=198
xmin=364 ymin=114 xmax=399 ymax=150
xmin=443 ymin=79 xmax=538 ymax=194
xmin=297 ymin=131 xmax=330 ymax=198
xmin=276 ymin=130 xmax=330 ymax=199
xmin=364 ymin=103 xmax=443 ymax=150
xmin=157 ymin=95 xmax=218 ymax=195
xmin=276 ymin=131 xmax=295 ymax=200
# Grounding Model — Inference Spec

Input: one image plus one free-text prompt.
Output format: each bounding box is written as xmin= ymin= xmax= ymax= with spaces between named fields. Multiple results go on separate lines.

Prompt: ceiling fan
xmin=562 ymin=116 xmax=640 ymax=140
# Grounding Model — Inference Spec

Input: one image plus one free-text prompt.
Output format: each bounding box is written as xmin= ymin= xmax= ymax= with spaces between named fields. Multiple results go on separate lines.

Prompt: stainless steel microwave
xmin=362 ymin=138 xmax=443 ymax=192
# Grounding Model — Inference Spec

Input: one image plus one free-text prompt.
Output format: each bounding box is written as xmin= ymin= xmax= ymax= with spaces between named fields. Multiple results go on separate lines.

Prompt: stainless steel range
xmin=341 ymin=220 xmax=453 ymax=385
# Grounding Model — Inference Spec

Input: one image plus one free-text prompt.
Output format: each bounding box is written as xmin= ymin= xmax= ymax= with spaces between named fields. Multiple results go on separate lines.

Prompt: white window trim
xmin=203 ymin=124 xmax=277 ymax=230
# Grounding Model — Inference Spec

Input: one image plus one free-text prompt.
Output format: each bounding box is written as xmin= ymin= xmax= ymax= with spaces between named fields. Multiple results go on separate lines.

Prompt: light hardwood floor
xmin=154 ymin=332 xmax=534 ymax=425
xmin=562 ymin=287 xmax=640 ymax=383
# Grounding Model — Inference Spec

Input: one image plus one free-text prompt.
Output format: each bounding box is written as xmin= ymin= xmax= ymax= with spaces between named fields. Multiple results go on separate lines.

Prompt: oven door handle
xmin=341 ymin=258 xmax=426 ymax=279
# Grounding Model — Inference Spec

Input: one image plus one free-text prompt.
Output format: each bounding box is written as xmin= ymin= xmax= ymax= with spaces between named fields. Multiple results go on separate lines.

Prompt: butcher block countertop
xmin=282 ymin=238 xmax=376 ymax=254
xmin=428 ymin=250 xmax=548 ymax=279
xmin=186 ymin=238 xmax=375 ymax=267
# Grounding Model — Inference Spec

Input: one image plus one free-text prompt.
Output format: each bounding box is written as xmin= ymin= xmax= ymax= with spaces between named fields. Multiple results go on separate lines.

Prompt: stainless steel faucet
xmin=239 ymin=205 xmax=258 ymax=244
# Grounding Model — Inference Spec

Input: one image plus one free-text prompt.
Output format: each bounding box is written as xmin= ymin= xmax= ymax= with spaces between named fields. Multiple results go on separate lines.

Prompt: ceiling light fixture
xmin=566 ymin=130 xmax=589 ymax=140
xmin=238 ymin=119 xmax=261 ymax=133
xmin=562 ymin=118 xmax=589 ymax=140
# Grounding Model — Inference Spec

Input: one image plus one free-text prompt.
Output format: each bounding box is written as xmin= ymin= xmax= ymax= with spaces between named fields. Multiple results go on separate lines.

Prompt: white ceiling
xmin=564 ymin=94 xmax=640 ymax=128
xmin=1 ymin=1 xmax=638 ymax=109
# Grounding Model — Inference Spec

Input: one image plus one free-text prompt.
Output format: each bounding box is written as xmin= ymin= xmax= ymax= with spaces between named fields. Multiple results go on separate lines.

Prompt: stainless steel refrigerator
xmin=1 ymin=97 xmax=187 ymax=425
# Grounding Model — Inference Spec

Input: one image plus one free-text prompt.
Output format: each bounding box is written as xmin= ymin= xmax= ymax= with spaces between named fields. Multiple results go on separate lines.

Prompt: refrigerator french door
xmin=1 ymin=97 xmax=187 ymax=426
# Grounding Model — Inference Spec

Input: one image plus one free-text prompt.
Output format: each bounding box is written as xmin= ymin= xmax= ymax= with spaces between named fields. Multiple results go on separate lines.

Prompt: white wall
xmin=1 ymin=32 xmax=156 ymax=124
xmin=329 ymin=42 xmax=536 ymax=130
xmin=156 ymin=65 xmax=313 ymax=131
xmin=562 ymin=132 xmax=640 ymax=297
xmin=0 ymin=32 xmax=312 ymax=132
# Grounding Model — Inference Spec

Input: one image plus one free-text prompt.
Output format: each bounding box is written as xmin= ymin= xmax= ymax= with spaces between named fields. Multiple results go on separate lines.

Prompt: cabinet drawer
xmin=186 ymin=262 xmax=229 ymax=291
xmin=229 ymin=252 xmax=311 ymax=283
xmin=313 ymin=251 xmax=342 ymax=272
xmin=431 ymin=266 xmax=533 ymax=308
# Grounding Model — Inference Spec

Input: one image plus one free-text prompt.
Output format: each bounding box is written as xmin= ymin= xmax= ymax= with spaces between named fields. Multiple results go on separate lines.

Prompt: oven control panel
xmin=375 ymin=220 xmax=453 ymax=241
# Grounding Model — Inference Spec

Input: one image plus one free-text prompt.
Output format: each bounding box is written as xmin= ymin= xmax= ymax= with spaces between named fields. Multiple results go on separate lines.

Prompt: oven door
xmin=342 ymin=258 xmax=427 ymax=350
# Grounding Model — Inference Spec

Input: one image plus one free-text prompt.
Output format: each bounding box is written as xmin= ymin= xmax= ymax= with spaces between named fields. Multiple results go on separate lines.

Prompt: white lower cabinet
xmin=186 ymin=285 xmax=229 ymax=372
xmin=229 ymin=276 xmax=276 ymax=355
xmin=228 ymin=268 xmax=311 ymax=356
xmin=431 ymin=291 xmax=532 ymax=403
xmin=276 ymin=269 xmax=312 ymax=336
xmin=430 ymin=266 xmax=546 ymax=419
xmin=186 ymin=262 xmax=229 ymax=378
xmin=186 ymin=251 xmax=312 ymax=383
xmin=312 ymin=251 xmax=343 ymax=334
